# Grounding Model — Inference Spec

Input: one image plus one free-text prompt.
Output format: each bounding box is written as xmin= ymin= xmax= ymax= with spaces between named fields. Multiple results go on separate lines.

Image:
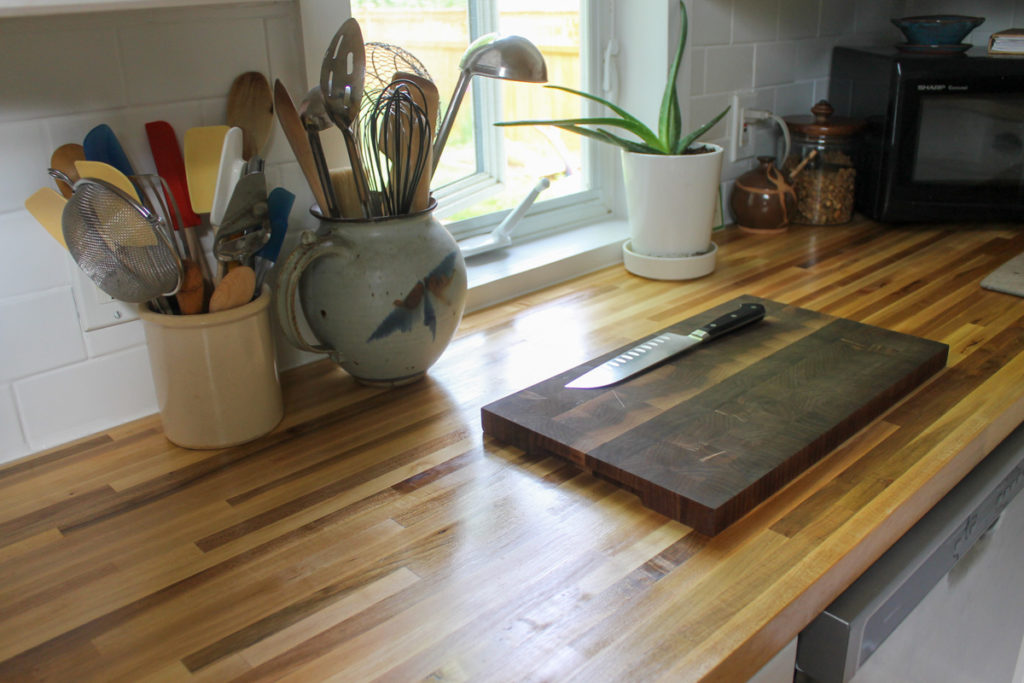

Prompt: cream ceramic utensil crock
xmin=139 ymin=285 xmax=282 ymax=448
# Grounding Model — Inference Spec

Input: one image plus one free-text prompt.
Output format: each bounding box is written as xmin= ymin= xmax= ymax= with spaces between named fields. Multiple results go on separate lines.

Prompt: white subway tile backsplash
xmin=0 ymin=384 xmax=30 ymax=464
xmin=0 ymin=288 xmax=86 ymax=383
xmin=812 ymin=78 xmax=831 ymax=104
xmin=690 ymin=93 xmax=733 ymax=141
xmin=734 ymin=0 xmax=780 ymax=43
xmin=0 ymin=211 xmax=70 ymax=298
xmin=15 ymin=345 xmax=156 ymax=452
xmin=794 ymin=37 xmax=839 ymax=80
xmin=45 ymin=111 xmax=143 ymax=174
xmin=691 ymin=0 xmax=734 ymax=47
xmin=854 ymin=0 xmax=900 ymax=36
xmin=119 ymin=17 xmax=269 ymax=105
xmin=773 ymin=81 xmax=817 ymax=116
xmin=0 ymin=120 xmax=56 ymax=213
xmin=820 ymin=0 xmax=857 ymax=37
xmin=108 ymin=101 xmax=207 ymax=176
xmin=0 ymin=26 xmax=126 ymax=124
xmin=265 ymin=14 xmax=307 ymax=136
xmin=755 ymin=42 xmax=799 ymax=87
xmin=779 ymin=0 xmax=820 ymax=40
xmin=704 ymin=44 xmax=755 ymax=93
xmin=690 ymin=47 xmax=707 ymax=96
xmin=83 ymin=318 xmax=147 ymax=358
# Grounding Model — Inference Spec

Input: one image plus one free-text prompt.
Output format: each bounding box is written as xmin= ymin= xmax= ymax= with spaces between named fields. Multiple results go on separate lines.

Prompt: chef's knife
xmin=565 ymin=302 xmax=766 ymax=389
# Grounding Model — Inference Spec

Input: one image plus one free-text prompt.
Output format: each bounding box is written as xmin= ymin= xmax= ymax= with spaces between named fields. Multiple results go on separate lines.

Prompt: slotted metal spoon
xmin=320 ymin=17 xmax=372 ymax=215
xmin=62 ymin=178 xmax=183 ymax=306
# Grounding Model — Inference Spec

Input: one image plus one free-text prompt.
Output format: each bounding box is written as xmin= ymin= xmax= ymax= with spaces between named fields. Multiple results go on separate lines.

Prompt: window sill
xmin=464 ymin=218 xmax=629 ymax=312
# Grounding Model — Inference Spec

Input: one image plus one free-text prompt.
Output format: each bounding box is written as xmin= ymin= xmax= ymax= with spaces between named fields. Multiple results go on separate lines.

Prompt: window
xmin=351 ymin=0 xmax=612 ymax=243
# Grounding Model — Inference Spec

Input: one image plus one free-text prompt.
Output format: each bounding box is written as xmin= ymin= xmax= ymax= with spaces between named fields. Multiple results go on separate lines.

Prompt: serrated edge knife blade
xmin=564 ymin=331 xmax=703 ymax=389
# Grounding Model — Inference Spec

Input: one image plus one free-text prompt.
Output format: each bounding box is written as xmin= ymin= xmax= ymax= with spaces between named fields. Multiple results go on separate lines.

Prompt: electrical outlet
xmin=70 ymin=266 xmax=138 ymax=332
xmin=728 ymin=93 xmax=756 ymax=163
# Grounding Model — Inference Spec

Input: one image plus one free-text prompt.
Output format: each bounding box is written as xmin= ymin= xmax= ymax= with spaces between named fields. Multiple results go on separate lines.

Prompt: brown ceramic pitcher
xmin=730 ymin=156 xmax=797 ymax=234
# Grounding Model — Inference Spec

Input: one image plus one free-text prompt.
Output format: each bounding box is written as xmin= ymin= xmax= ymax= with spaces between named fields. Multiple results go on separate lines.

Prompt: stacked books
xmin=988 ymin=28 xmax=1024 ymax=54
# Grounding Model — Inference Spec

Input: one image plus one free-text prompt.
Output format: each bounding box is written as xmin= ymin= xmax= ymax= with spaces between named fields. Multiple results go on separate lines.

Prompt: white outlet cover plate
xmin=728 ymin=93 xmax=757 ymax=163
xmin=70 ymin=264 xmax=138 ymax=332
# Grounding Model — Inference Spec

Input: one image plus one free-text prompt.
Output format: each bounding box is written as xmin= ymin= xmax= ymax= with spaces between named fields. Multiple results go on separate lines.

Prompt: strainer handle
xmin=275 ymin=230 xmax=337 ymax=356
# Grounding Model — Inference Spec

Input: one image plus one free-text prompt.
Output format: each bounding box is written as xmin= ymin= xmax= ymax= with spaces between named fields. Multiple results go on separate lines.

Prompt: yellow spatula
xmin=73 ymin=161 xmax=155 ymax=247
xmin=74 ymin=160 xmax=140 ymax=201
xmin=24 ymin=188 xmax=67 ymax=248
xmin=184 ymin=125 xmax=230 ymax=214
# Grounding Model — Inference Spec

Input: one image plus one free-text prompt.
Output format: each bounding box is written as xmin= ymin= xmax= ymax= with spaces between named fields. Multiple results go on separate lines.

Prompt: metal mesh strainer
xmin=365 ymin=42 xmax=431 ymax=89
xmin=62 ymin=178 xmax=183 ymax=303
xmin=364 ymin=42 xmax=434 ymax=127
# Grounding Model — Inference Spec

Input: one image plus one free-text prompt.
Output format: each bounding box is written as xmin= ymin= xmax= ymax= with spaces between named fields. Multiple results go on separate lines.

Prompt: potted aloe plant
xmin=497 ymin=0 xmax=729 ymax=279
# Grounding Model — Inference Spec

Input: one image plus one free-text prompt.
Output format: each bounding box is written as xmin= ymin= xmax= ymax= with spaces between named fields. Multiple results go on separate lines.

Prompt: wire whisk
xmin=362 ymin=80 xmax=431 ymax=217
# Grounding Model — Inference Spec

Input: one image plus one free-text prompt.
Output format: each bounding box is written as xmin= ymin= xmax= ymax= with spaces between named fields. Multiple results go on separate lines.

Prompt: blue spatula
xmin=83 ymin=124 xmax=136 ymax=178
xmin=254 ymin=187 xmax=295 ymax=289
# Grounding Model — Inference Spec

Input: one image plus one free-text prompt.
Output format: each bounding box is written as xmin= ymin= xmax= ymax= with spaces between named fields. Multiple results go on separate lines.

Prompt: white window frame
xmin=300 ymin=0 xmax=619 ymax=246
xmin=447 ymin=0 xmax=618 ymax=244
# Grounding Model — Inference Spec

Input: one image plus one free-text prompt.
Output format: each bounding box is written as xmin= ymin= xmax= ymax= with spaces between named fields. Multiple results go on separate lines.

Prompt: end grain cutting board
xmin=481 ymin=295 xmax=948 ymax=536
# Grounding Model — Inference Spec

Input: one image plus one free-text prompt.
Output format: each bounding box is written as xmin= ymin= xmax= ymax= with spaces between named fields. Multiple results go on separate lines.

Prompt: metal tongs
xmin=214 ymin=160 xmax=271 ymax=274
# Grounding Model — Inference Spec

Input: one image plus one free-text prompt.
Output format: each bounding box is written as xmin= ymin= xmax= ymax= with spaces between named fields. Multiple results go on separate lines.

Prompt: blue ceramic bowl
xmin=892 ymin=15 xmax=985 ymax=45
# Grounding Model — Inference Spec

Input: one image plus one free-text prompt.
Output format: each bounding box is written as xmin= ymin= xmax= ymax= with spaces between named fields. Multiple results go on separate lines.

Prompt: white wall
xmin=0 ymin=0 xmax=1015 ymax=462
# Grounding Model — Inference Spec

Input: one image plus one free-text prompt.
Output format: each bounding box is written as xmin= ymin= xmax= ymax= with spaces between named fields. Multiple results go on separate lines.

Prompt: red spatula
xmin=147 ymin=120 xmax=209 ymax=284
xmin=145 ymin=121 xmax=201 ymax=228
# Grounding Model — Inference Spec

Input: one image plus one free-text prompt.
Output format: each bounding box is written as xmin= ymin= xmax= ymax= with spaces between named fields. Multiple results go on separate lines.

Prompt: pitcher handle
xmin=275 ymin=230 xmax=337 ymax=356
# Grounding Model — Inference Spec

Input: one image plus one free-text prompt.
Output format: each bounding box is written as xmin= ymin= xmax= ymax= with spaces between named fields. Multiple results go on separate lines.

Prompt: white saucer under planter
xmin=622 ymin=240 xmax=717 ymax=280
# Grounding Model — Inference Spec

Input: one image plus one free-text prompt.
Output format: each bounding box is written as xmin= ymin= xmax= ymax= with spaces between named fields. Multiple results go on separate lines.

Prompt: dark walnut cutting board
xmin=481 ymin=295 xmax=948 ymax=536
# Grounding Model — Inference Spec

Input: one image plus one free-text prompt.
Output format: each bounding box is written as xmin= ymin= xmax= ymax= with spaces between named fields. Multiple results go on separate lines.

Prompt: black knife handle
xmin=698 ymin=303 xmax=766 ymax=340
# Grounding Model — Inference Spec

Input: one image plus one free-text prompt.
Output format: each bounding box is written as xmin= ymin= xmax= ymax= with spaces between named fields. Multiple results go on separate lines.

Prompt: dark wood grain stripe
xmin=0 ymin=486 xmax=118 ymax=549
xmin=0 ymin=433 xmax=113 ymax=482
xmin=196 ymin=428 xmax=473 ymax=551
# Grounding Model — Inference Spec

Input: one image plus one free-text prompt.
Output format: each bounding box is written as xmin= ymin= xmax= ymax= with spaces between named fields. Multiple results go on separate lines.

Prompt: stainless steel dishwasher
xmin=795 ymin=421 xmax=1024 ymax=683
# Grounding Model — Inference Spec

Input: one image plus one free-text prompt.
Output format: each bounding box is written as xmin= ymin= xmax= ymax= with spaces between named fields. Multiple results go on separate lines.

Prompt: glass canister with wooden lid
xmin=783 ymin=100 xmax=865 ymax=225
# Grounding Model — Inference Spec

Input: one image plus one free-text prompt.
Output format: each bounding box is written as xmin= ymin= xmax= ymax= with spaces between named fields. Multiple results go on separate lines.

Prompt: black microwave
xmin=829 ymin=46 xmax=1024 ymax=223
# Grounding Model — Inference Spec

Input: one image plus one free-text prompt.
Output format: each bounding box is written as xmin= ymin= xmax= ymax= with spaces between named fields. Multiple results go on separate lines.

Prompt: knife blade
xmin=564 ymin=302 xmax=766 ymax=389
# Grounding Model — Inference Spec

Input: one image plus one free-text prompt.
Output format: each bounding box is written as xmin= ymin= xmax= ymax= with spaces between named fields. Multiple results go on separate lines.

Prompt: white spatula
xmin=210 ymin=126 xmax=245 ymax=226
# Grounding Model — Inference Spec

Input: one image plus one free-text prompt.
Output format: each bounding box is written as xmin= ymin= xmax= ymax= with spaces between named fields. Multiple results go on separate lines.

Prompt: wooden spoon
xmin=329 ymin=167 xmax=363 ymax=219
xmin=273 ymin=79 xmax=332 ymax=214
xmin=175 ymin=259 xmax=205 ymax=314
xmin=50 ymin=143 xmax=85 ymax=198
xmin=227 ymin=72 xmax=274 ymax=161
xmin=393 ymin=72 xmax=438 ymax=212
xmin=209 ymin=265 xmax=255 ymax=313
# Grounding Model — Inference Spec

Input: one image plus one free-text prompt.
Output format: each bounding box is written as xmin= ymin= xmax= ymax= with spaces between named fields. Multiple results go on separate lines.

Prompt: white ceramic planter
xmin=620 ymin=145 xmax=724 ymax=279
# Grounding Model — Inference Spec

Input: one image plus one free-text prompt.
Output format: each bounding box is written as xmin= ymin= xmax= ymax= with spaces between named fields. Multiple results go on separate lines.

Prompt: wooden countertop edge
xmin=704 ymin=384 xmax=1024 ymax=681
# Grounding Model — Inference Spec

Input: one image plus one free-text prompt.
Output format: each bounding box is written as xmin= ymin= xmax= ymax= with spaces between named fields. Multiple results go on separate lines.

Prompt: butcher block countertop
xmin=4 ymin=217 xmax=1024 ymax=681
